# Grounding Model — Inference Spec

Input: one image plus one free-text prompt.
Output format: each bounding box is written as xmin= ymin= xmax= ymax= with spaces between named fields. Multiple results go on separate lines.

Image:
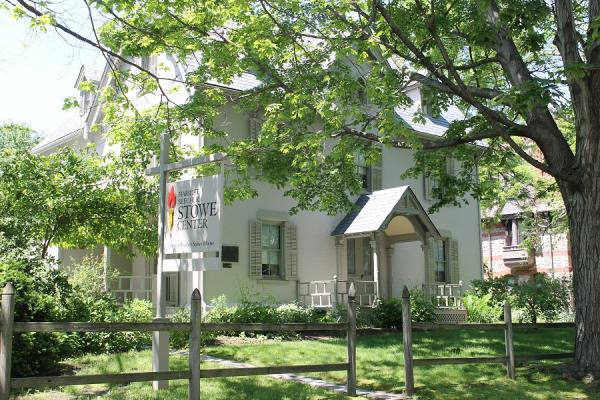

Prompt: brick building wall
xmin=481 ymin=223 xmax=572 ymax=279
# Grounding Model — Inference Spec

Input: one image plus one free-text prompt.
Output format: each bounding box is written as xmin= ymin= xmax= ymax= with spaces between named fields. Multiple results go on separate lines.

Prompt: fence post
xmin=189 ymin=289 xmax=202 ymax=400
xmin=0 ymin=283 xmax=15 ymax=399
xmin=504 ymin=300 xmax=516 ymax=379
xmin=346 ymin=283 xmax=357 ymax=396
xmin=402 ymin=286 xmax=414 ymax=396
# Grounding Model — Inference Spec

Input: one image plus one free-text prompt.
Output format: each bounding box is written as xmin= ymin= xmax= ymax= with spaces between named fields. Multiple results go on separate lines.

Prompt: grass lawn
xmin=207 ymin=328 xmax=596 ymax=400
xmin=15 ymin=327 xmax=597 ymax=400
xmin=15 ymin=352 xmax=365 ymax=400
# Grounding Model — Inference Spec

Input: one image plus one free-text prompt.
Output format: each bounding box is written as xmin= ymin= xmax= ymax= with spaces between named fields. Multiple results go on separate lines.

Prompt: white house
xmin=34 ymin=57 xmax=484 ymax=316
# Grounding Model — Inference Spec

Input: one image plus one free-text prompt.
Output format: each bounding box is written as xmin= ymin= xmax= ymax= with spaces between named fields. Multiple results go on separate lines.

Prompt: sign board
xmin=163 ymin=174 xmax=223 ymax=271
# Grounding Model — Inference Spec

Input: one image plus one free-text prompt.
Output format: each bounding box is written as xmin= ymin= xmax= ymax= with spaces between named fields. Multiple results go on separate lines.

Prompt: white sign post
xmin=145 ymin=133 xmax=226 ymax=390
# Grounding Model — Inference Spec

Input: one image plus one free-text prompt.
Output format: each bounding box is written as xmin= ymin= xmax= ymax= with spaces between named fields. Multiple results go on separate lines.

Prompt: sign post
xmin=146 ymin=133 xmax=226 ymax=391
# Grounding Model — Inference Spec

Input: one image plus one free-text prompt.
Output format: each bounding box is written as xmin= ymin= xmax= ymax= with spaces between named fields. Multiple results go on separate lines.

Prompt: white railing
xmin=111 ymin=276 xmax=153 ymax=304
xmin=297 ymin=277 xmax=378 ymax=308
xmin=424 ymin=282 xmax=463 ymax=308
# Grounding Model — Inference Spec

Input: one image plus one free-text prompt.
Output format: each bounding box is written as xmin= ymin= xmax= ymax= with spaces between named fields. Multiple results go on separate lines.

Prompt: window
xmin=433 ymin=239 xmax=449 ymax=283
xmin=261 ymin=223 xmax=282 ymax=278
xmin=424 ymin=158 xmax=454 ymax=201
xmin=355 ymin=144 xmax=382 ymax=192
xmin=346 ymin=237 xmax=373 ymax=278
xmin=356 ymin=152 xmax=369 ymax=190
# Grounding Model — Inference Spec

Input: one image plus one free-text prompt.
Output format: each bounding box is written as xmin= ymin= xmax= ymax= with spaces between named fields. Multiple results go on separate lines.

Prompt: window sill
xmin=259 ymin=277 xmax=290 ymax=283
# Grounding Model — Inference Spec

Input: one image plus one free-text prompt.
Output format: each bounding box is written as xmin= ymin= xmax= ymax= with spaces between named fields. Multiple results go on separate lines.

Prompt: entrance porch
xmin=298 ymin=187 xmax=466 ymax=318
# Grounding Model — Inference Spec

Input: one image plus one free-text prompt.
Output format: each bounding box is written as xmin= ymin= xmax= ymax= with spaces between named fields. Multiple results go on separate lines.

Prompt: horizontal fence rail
xmin=401 ymin=285 xmax=575 ymax=396
xmin=0 ymin=283 xmax=358 ymax=399
xmin=11 ymin=363 xmax=350 ymax=389
xmin=12 ymin=322 xmax=347 ymax=333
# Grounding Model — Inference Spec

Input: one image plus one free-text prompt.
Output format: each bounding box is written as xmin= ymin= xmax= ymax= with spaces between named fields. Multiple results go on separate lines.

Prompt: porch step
xmin=434 ymin=308 xmax=467 ymax=324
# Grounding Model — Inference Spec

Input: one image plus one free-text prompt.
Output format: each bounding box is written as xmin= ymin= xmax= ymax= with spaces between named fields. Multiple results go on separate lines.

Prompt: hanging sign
xmin=163 ymin=174 xmax=223 ymax=271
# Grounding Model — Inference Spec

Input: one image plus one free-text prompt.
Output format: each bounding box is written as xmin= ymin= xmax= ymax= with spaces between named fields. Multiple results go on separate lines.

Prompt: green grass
xmin=206 ymin=328 xmax=596 ymax=400
xmin=15 ymin=352 xmax=365 ymax=399
xmin=16 ymin=328 xmax=598 ymax=400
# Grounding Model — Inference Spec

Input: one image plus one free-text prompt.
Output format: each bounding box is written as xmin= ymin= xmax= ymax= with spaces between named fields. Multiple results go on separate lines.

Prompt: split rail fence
xmin=400 ymin=286 xmax=575 ymax=396
xmin=0 ymin=283 xmax=358 ymax=399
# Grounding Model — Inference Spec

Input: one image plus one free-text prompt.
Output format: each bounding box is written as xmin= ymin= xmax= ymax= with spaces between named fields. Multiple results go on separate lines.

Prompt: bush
xmin=462 ymin=293 xmax=502 ymax=323
xmin=468 ymin=273 xmax=571 ymax=323
xmin=409 ymin=288 xmax=436 ymax=323
xmin=0 ymin=241 xmax=78 ymax=377
xmin=169 ymin=307 xmax=217 ymax=349
xmin=370 ymin=289 xmax=435 ymax=329
xmin=511 ymin=273 xmax=570 ymax=323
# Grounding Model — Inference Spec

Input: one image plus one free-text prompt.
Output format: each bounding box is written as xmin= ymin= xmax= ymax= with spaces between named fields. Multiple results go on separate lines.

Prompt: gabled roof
xmin=183 ymin=57 xmax=262 ymax=92
xmin=394 ymin=103 xmax=464 ymax=138
xmin=74 ymin=65 xmax=103 ymax=89
xmin=331 ymin=186 xmax=440 ymax=238
xmin=32 ymin=108 xmax=84 ymax=154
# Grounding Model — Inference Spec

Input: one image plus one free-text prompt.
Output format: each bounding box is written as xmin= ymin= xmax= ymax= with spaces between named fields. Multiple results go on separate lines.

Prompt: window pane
xmin=261 ymin=226 xmax=270 ymax=247
xmin=261 ymin=250 xmax=268 ymax=264
xmin=270 ymin=225 xmax=280 ymax=248
xmin=269 ymin=251 xmax=279 ymax=266
xmin=362 ymin=237 xmax=373 ymax=276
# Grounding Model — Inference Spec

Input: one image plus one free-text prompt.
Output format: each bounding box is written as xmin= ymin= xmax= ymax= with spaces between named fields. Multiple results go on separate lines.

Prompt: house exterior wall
xmin=481 ymin=223 xmax=572 ymax=278
xmin=40 ymin=57 xmax=484 ymax=307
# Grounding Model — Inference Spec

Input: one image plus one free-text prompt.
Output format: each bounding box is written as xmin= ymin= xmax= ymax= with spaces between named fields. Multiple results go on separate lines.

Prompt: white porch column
xmin=370 ymin=235 xmax=380 ymax=299
xmin=386 ymin=246 xmax=394 ymax=299
xmin=335 ymin=237 xmax=344 ymax=280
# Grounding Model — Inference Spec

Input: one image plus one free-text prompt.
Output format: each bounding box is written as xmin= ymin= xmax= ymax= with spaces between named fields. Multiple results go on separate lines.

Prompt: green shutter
xmin=249 ymin=117 xmax=261 ymax=141
xmin=449 ymin=239 xmax=460 ymax=283
xmin=370 ymin=145 xmax=383 ymax=191
xmin=425 ymin=240 xmax=436 ymax=285
xmin=284 ymin=222 xmax=298 ymax=280
xmin=249 ymin=220 xmax=262 ymax=279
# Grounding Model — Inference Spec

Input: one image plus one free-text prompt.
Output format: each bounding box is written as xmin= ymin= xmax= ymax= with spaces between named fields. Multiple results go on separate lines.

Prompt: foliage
xmin=0 ymin=147 xmax=156 ymax=258
xmin=370 ymin=289 xmax=435 ymax=328
xmin=63 ymin=256 xmax=117 ymax=295
xmin=0 ymin=123 xmax=39 ymax=153
xmin=0 ymin=243 xmax=154 ymax=376
xmin=0 ymin=239 xmax=76 ymax=377
xmin=468 ymin=276 xmax=514 ymax=307
xmin=468 ymin=274 xmax=571 ymax=323
xmin=462 ymin=293 xmax=502 ymax=323
xmin=170 ymin=307 xmax=217 ymax=349
xmin=511 ymin=273 xmax=571 ymax=324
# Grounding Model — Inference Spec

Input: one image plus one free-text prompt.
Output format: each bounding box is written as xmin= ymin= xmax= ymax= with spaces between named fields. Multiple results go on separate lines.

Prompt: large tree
xmin=4 ymin=0 xmax=599 ymax=376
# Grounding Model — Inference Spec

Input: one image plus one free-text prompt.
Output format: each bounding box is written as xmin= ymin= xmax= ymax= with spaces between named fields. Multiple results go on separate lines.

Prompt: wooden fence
xmin=400 ymin=286 xmax=575 ymax=396
xmin=0 ymin=283 xmax=358 ymax=399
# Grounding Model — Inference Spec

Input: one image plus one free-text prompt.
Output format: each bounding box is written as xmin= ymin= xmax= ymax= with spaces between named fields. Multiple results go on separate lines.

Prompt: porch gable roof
xmin=331 ymin=186 xmax=440 ymax=238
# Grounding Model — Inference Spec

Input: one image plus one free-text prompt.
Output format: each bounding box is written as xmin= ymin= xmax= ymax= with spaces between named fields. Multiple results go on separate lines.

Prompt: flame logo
xmin=167 ymin=185 xmax=176 ymax=231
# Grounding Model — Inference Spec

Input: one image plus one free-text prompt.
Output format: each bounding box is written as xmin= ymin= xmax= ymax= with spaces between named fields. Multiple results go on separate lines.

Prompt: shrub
xmin=468 ymin=273 xmax=571 ymax=323
xmin=0 ymin=241 xmax=77 ymax=377
xmin=169 ymin=307 xmax=217 ymax=349
xmin=409 ymin=288 xmax=436 ymax=323
xmin=511 ymin=273 xmax=570 ymax=323
xmin=462 ymin=293 xmax=502 ymax=323
xmin=370 ymin=289 xmax=435 ymax=328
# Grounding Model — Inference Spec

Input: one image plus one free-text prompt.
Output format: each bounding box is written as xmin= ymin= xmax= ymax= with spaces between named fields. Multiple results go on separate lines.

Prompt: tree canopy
xmin=4 ymin=0 xmax=600 ymax=375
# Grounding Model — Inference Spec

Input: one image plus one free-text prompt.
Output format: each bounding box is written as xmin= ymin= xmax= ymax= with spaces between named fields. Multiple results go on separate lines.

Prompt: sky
xmin=0 ymin=6 xmax=105 ymax=137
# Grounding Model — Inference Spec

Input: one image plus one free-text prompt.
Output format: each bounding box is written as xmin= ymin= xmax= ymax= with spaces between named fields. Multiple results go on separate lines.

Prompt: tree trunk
xmin=564 ymin=185 xmax=600 ymax=377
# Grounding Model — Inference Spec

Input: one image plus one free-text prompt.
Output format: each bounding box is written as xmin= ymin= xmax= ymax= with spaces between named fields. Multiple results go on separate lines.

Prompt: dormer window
xmin=420 ymin=87 xmax=430 ymax=116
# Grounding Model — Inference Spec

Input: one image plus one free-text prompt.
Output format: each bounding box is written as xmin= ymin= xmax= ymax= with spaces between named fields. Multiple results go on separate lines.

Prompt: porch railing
xmin=110 ymin=276 xmax=154 ymax=304
xmin=423 ymin=282 xmax=463 ymax=308
xmin=297 ymin=276 xmax=378 ymax=308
